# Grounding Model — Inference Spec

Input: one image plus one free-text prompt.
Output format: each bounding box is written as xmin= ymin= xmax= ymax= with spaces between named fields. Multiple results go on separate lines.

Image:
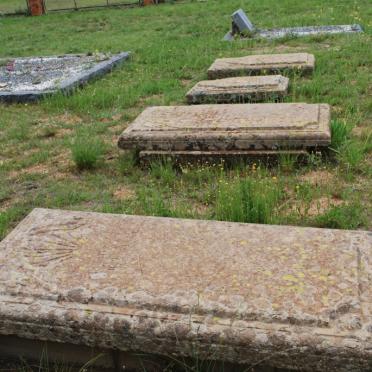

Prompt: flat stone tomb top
xmin=257 ymin=24 xmax=363 ymax=39
xmin=186 ymin=75 xmax=289 ymax=103
xmin=118 ymin=103 xmax=331 ymax=151
xmin=0 ymin=52 xmax=130 ymax=102
xmin=1 ymin=208 xmax=371 ymax=369
xmin=208 ymin=53 xmax=314 ymax=78
xmin=1 ymin=208 xmax=371 ymax=325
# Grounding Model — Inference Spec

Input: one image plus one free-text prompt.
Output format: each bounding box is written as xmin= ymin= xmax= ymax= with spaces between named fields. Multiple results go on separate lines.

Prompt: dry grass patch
xmin=113 ymin=186 xmax=136 ymax=201
xmin=296 ymin=196 xmax=346 ymax=217
xmin=299 ymin=169 xmax=334 ymax=186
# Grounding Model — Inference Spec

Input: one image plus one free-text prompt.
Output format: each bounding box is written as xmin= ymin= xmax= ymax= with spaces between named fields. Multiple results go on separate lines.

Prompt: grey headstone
xmin=232 ymin=9 xmax=255 ymax=33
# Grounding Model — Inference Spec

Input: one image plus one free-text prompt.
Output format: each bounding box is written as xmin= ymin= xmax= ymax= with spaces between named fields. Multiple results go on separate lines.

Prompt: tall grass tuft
xmin=338 ymin=140 xmax=365 ymax=169
xmin=71 ymin=134 xmax=105 ymax=171
xmin=150 ymin=160 xmax=177 ymax=187
xmin=215 ymin=176 xmax=282 ymax=224
xmin=330 ymin=120 xmax=351 ymax=151
xmin=315 ymin=204 xmax=365 ymax=230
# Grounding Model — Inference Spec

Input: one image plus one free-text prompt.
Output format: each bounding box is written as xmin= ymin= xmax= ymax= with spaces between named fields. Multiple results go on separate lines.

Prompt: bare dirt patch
xmin=181 ymin=79 xmax=192 ymax=87
xmin=294 ymin=196 xmax=346 ymax=217
xmin=55 ymin=128 xmax=73 ymax=138
xmin=0 ymin=198 xmax=14 ymax=212
xmin=54 ymin=113 xmax=83 ymax=125
xmin=113 ymin=186 xmax=136 ymax=200
xmin=299 ymin=169 xmax=334 ymax=186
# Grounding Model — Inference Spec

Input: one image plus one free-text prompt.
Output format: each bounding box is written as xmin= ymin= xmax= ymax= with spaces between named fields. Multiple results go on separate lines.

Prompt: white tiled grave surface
xmin=0 ymin=52 xmax=130 ymax=102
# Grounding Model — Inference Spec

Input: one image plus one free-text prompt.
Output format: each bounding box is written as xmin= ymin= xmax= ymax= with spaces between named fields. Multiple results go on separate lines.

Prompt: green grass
xmin=70 ymin=131 xmax=105 ymax=170
xmin=0 ymin=0 xmax=371 ymax=241
xmin=216 ymin=170 xmax=282 ymax=224
xmin=330 ymin=119 xmax=352 ymax=151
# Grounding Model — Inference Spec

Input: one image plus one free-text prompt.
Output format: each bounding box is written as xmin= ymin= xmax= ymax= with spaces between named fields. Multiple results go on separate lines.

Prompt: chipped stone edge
xmin=0 ymin=52 xmax=131 ymax=103
xmin=0 ymin=292 xmax=371 ymax=371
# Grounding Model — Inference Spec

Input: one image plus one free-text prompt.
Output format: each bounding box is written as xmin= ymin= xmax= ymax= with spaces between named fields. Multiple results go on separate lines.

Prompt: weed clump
xmin=215 ymin=175 xmax=282 ymax=224
xmin=71 ymin=134 xmax=105 ymax=170
xmin=330 ymin=120 xmax=351 ymax=151
xmin=315 ymin=204 xmax=365 ymax=230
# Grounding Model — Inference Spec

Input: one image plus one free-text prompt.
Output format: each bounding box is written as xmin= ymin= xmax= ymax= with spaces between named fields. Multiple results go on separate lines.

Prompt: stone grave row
xmin=186 ymin=52 xmax=313 ymax=104
xmin=0 ymin=208 xmax=371 ymax=370
xmin=118 ymin=52 xmax=331 ymax=162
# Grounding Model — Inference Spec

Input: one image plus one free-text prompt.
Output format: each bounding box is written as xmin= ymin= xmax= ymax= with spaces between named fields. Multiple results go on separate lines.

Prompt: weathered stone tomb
xmin=0 ymin=208 xmax=371 ymax=371
xmin=224 ymin=8 xmax=363 ymax=41
xmin=207 ymin=53 xmax=315 ymax=79
xmin=118 ymin=103 xmax=331 ymax=160
xmin=0 ymin=52 xmax=130 ymax=103
xmin=186 ymin=75 xmax=289 ymax=104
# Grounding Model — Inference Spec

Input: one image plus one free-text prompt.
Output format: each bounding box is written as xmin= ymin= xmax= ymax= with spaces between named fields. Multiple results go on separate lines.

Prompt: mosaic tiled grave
xmin=224 ymin=8 xmax=363 ymax=41
xmin=118 ymin=103 xmax=331 ymax=160
xmin=0 ymin=208 xmax=371 ymax=371
xmin=186 ymin=75 xmax=289 ymax=104
xmin=208 ymin=53 xmax=315 ymax=79
xmin=0 ymin=52 xmax=130 ymax=103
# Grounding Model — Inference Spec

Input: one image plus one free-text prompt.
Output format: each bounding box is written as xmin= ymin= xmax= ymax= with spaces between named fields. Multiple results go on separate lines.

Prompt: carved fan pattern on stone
xmin=22 ymin=217 xmax=86 ymax=267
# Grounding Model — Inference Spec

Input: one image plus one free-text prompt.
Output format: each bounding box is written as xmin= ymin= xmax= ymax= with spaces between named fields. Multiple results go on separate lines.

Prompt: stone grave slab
xmin=186 ymin=75 xmax=289 ymax=104
xmin=224 ymin=8 xmax=363 ymax=41
xmin=208 ymin=53 xmax=315 ymax=79
xmin=0 ymin=52 xmax=130 ymax=103
xmin=118 ymin=103 xmax=331 ymax=157
xmin=0 ymin=208 xmax=371 ymax=371
xmin=257 ymin=24 xmax=364 ymax=39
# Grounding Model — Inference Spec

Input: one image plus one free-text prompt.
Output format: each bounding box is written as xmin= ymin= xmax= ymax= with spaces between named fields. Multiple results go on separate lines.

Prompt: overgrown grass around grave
xmin=0 ymin=0 xmax=371 ymax=240
xmin=215 ymin=169 xmax=282 ymax=224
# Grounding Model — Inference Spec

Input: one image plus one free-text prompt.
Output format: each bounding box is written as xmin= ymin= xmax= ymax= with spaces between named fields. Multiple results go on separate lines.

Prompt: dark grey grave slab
xmin=224 ymin=9 xmax=363 ymax=41
xmin=0 ymin=52 xmax=130 ymax=103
